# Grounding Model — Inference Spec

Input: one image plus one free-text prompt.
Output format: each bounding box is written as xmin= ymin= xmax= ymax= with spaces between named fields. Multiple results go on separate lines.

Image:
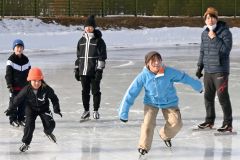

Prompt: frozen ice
xmin=0 ymin=46 xmax=240 ymax=160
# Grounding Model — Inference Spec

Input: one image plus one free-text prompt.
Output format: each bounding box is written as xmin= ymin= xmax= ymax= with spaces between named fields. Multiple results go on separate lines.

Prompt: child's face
xmin=14 ymin=45 xmax=24 ymax=56
xmin=148 ymin=56 xmax=162 ymax=74
xmin=84 ymin=26 xmax=94 ymax=33
xmin=205 ymin=14 xmax=217 ymax=26
xmin=31 ymin=80 xmax=42 ymax=90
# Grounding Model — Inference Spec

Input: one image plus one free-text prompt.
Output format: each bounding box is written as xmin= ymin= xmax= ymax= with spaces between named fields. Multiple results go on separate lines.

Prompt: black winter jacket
xmin=5 ymin=53 xmax=31 ymax=90
xmin=76 ymin=29 xmax=107 ymax=76
xmin=10 ymin=83 xmax=60 ymax=113
xmin=198 ymin=21 xmax=232 ymax=73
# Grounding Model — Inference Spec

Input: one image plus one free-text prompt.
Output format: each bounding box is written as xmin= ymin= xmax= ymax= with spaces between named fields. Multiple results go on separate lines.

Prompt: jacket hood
xmin=94 ymin=29 xmax=102 ymax=38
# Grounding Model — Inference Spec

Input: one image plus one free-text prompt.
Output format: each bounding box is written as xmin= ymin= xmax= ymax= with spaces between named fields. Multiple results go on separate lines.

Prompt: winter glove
xmin=95 ymin=69 xmax=103 ymax=81
xmin=196 ymin=65 xmax=203 ymax=79
xmin=120 ymin=118 xmax=128 ymax=123
xmin=56 ymin=112 xmax=63 ymax=117
xmin=53 ymin=105 xmax=62 ymax=117
xmin=74 ymin=68 xmax=80 ymax=81
xmin=4 ymin=108 xmax=17 ymax=116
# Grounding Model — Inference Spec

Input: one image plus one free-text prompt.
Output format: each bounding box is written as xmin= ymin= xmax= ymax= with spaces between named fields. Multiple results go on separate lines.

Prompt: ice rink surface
xmin=0 ymin=46 xmax=240 ymax=160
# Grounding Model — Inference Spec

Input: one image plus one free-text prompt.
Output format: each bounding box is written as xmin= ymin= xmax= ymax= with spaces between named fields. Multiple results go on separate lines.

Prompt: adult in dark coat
xmin=196 ymin=7 xmax=233 ymax=132
xmin=74 ymin=15 xmax=107 ymax=120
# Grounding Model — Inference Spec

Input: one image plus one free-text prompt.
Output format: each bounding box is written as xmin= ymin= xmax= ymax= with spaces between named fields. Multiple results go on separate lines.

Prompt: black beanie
xmin=85 ymin=15 xmax=96 ymax=28
xmin=145 ymin=51 xmax=162 ymax=65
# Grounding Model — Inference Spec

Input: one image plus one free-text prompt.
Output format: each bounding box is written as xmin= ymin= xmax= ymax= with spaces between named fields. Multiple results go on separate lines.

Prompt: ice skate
xmin=93 ymin=111 xmax=100 ymax=119
xmin=19 ymin=143 xmax=29 ymax=152
xmin=164 ymin=139 xmax=172 ymax=147
xmin=18 ymin=121 xmax=25 ymax=127
xmin=46 ymin=133 xmax=57 ymax=143
xmin=80 ymin=111 xmax=90 ymax=123
xmin=214 ymin=124 xmax=237 ymax=136
xmin=197 ymin=122 xmax=214 ymax=129
xmin=10 ymin=120 xmax=19 ymax=127
xmin=138 ymin=148 xmax=148 ymax=160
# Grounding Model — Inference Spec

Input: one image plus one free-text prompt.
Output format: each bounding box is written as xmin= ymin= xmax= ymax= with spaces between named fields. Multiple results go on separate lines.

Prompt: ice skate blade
xmin=192 ymin=128 xmax=216 ymax=131
xmin=79 ymin=118 xmax=91 ymax=123
xmin=138 ymin=154 xmax=147 ymax=160
xmin=214 ymin=131 xmax=237 ymax=136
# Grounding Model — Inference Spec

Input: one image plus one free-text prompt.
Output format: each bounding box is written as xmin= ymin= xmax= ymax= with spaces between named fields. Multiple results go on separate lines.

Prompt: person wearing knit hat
xmin=118 ymin=51 xmax=203 ymax=156
xmin=84 ymin=15 xmax=96 ymax=28
xmin=5 ymin=39 xmax=31 ymax=127
xmin=196 ymin=7 xmax=233 ymax=132
xmin=74 ymin=15 xmax=107 ymax=121
xmin=5 ymin=67 xmax=62 ymax=152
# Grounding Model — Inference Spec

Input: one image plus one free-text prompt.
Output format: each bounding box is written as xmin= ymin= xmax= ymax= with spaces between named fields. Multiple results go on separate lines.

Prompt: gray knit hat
xmin=145 ymin=51 xmax=162 ymax=65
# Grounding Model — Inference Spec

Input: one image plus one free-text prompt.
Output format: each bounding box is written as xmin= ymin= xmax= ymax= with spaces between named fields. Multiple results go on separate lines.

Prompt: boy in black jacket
xmin=5 ymin=39 xmax=31 ymax=127
xmin=74 ymin=15 xmax=107 ymax=120
xmin=5 ymin=67 xmax=62 ymax=152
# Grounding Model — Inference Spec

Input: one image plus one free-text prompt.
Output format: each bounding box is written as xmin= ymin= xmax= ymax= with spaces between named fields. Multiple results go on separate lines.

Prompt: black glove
xmin=56 ymin=112 xmax=63 ymax=117
xmin=53 ymin=105 xmax=62 ymax=117
xmin=120 ymin=119 xmax=128 ymax=123
xmin=95 ymin=69 xmax=103 ymax=81
xmin=4 ymin=108 xmax=17 ymax=116
xmin=74 ymin=68 xmax=80 ymax=81
xmin=196 ymin=66 xmax=203 ymax=79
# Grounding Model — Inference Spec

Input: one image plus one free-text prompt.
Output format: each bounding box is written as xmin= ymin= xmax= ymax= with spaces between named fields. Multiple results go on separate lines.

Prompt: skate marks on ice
xmin=214 ymin=131 xmax=238 ymax=136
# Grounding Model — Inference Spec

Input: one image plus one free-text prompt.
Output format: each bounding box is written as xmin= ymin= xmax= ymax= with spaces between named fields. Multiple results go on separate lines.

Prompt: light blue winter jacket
xmin=118 ymin=66 xmax=203 ymax=121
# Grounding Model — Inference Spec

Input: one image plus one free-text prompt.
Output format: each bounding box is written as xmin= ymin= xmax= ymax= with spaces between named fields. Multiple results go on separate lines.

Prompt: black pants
xmin=203 ymin=72 xmax=232 ymax=125
xmin=22 ymin=107 xmax=55 ymax=145
xmin=9 ymin=91 xmax=25 ymax=123
xmin=80 ymin=75 xmax=101 ymax=112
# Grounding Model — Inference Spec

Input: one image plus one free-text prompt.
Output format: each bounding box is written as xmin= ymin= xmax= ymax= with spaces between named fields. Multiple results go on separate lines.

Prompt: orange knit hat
xmin=27 ymin=67 xmax=44 ymax=81
xmin=204 ymin=7 xmax=218 ymax=19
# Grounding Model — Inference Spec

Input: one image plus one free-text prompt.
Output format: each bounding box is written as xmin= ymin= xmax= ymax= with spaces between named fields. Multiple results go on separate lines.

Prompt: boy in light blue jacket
xmin=118 ymin=51 xmax=203 ymax=156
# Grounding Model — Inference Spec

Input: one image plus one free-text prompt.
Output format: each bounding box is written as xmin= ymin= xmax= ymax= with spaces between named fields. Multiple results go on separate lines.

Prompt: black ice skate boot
xmin=18 ymin=120 xmax=25 ymax=127
xmin=19 ymin=143 xmax=29 ymax=152
xmin=198 ymin=122 xmax=214 ymax=129
xmin=46 ymin=133 xmax=57 ymax=143
xmin=217 ymin=124 xmax=232 ymax=132
xmin=10 ymin=120 xmax=19 ymax=127
xmin=138 ymin=148 xmax=148 ymax=155
xmin=81 ymin=111 xmax=90 ymax=120
xmin=164 ymin=139 xmax=172 ymax=147
xmin=93 ymin=111 xmax=100 ymax=119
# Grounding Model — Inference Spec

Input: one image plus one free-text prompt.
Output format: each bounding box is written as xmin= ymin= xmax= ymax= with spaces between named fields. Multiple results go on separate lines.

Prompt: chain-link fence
xmin=1 ymin=0 xmax=240 ymax=17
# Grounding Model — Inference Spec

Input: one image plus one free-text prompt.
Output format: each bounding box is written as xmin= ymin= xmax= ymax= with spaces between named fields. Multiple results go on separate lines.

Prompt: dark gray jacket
xmin=198 ymin=21 xmax=232 ymax=73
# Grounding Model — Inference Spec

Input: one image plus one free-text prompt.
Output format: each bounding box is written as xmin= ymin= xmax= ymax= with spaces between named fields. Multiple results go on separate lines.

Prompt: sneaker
xmin=138 ymin=148 xmax=148 ymax=155
xmin=18 ymin=121 xmax=25 ymax=127
xmin=19 ymin=143 xmax=29 ymax=152
xmin=81 ymin=111 xmax=90 ymax=120
xmin=93 ymin=111 xmax=100 ymax=119
xmin=217 ymin=124 xmax=232 ymax=132
xmin=164 ymin=140 xmax=172 ymax=147
xmin=198 ymin=122 xmax=214 ymax=129
xmin=10 ymin=120 xmax=19 ymax=127
xmin=46 ymin=133 xmax=57 ymax=143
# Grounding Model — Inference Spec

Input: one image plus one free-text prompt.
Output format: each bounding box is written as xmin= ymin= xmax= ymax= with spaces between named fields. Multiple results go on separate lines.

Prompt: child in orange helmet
xmin=5 ymin=67 xmax=62 ymax=152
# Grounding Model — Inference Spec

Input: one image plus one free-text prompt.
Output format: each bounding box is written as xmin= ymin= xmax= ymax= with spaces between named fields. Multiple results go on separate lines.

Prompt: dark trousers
xmin=22 ymin=107 xmax=55 ymax=145
xmin=203 ymin=72 xmax=232 ymax=125
xmin=80 ymin=75 xmax=101 ymax=111
xmin=9 ymin=91 xmax=25 ymax=123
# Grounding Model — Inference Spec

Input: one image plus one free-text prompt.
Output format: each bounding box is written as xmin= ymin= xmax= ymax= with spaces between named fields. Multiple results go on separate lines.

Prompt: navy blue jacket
xmin=198 ymin=21 xmax=232 ymax=73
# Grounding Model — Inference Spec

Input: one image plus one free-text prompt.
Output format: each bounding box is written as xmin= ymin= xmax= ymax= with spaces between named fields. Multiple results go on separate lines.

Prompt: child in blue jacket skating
xmin=118 ymin=51 xmax=203 ymax=156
